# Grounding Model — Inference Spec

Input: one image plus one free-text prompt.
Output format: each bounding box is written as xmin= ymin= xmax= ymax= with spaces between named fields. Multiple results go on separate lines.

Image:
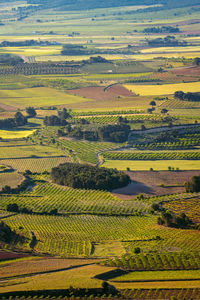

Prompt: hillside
xmin=26 ymin=0 xmax=200 ymax=10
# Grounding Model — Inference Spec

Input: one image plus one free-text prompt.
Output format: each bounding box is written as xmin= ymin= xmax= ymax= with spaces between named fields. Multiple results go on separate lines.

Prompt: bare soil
xmin=113 ymin=170 xmax=200 ymax=199
xmin=67 ymin=85 xmax=134 ymax=101
xmin=172 ymin=66 xmax=200 ymax=76
xmin=0 ymin=251 xmax=30 ymax=261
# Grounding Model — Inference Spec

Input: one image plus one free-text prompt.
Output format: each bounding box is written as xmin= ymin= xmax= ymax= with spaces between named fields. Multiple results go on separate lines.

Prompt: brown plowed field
xmin=67 ymin=85 xmax=135 ymax=101
xmin=0 ymin=251 xmax=30 ymax=261
xmin=113 ymin=170 xmax=200 ymax=199
xmin=172 ymin=66 xmax=200 ymax=76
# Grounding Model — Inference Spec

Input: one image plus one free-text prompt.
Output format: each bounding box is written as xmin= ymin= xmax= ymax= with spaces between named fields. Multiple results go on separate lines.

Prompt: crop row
xmin=76 ymin=114 xmax=165 ymax=125
xmin=134 ymin=139 xmax=200 ymax=150
xmin=1 ymin=156 xmax=69 ymax=172
xmin=121 ymin=288 xmax=200 ymax=300
xmin=103 ymin=151 xmax=200 ymax=161
xmin=105 ymin=252 xmax=200 ymax=271
xmin=71 ymin=109 xmax=144 ymax=116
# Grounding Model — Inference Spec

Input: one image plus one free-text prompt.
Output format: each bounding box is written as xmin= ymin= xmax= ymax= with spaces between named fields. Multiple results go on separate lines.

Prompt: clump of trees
xmin=144 ymin=26 xmax=179 ymax=34
xmin=0 ymin=221 xmax=24 ymax=244
xmin=0 ymin=54 xmax=23 ymax=66
xmin=147 ymin=36 xmax=187 ymax=47
xmin=58 ymin=123 xmax=130 ymax=143
xmin=0 ymin=112 xmax=27 ymax=129
xmin=26 ymin=107 xmax=37 ymax=118
xmin=44 ymin=108 xmax=71 ymax=126
xmin=158 ymin=211 xmax=193 ymax=229
xmin=174 ymin=91 xmax=200 ymax=102
xmin=51 ymin=162 xmax=131 ymax=191
xmin=185 ymin=175 xmax=200 ymax=192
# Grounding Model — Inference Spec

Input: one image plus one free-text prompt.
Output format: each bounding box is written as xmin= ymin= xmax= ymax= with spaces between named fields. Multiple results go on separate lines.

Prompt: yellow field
xmin=141 ymin=46 xmax=200 ymax=54
xmin=0 ymin=87 xmax=92 ymax=107
xmin=124 ymin=82 xmax=200 ymax=96
xmin=0 ymin=129 xmax=35 ymax=139
xmin=0 ymin=46 xmax=61 ymax=57
xmin=102 ymin=160 xmax=200 ymax=171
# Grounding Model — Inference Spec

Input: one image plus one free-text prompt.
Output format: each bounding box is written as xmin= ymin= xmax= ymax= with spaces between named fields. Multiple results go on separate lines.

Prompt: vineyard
xmin=104 ymin=252 xmax=200 ymax=271
xmin=0 ymin=175 xmax=151 ymax=216
xmin=103 ymin=150 xmax=200 ymax=161
xmin=74 ymin=114 xmax=167 ymax=125
xmin=164 ymin=198 xmax=200 ymax=224
xmin=4 ymin=213 xmax=200 ymax=257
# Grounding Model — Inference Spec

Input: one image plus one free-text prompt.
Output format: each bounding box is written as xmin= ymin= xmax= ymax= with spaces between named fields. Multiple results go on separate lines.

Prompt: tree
xmin=7 ymin=203 xmax=19 ymax=213
xmin=194 ymin=57 xmax=200 ymax=66
xmin=26 ymin=107 xmax=36 ymax=118
xmin=14 ymin=111 xmax=27 ymax=126
xmin=150 ymin=100 xmax=156 ymax=107
xmin=161 ymin=108 xmax=168 ymax=114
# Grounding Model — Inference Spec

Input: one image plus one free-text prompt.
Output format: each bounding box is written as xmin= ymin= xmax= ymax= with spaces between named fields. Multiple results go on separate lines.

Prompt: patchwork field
xmin=0 ymin=0 xmax=200 ymax=298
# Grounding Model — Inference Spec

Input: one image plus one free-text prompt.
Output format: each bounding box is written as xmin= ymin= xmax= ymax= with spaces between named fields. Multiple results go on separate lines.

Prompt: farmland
xmin=0 ymin=0 xmax=200 ymax=298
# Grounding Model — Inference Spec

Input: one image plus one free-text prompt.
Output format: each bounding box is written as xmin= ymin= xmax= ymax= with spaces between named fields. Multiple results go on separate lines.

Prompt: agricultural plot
xmin=102 ymin=160 xmax=200 ymax=171
xmin=0 ymin=175 xmax=151 ymax=216
xmin=103 ymin=151 xmax=200 ymax=161
xmin=59 ymin=138 xmax=120 ymax=164
xmin=164 ymin=198 xmax=200 ymax=224
xmin=4 ymin=213 xmax=200 ymax=258
xmin=0 ymin=129 xmax=35 ymax=139
xmin=124 ymin=81 xmax=200 ymax=96
xmin=0 ymin=157 xmax=69 ymax=172
xmin=104 ymin=252 xmax=200 ymax=271
xmin=0 ymin=172 xmax=24 ymax=190
xmin=76 ymin=114 xmax=166 ymax=125
xmin=0 ymin=87 xmax=92 ymax=108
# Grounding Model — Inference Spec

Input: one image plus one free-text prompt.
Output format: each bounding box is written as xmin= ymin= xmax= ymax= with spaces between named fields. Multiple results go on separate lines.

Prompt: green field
xmin=112 ymin=270 xmax=200 ymax=281
xmin=0 ymin=87 xmax=92 ymax=108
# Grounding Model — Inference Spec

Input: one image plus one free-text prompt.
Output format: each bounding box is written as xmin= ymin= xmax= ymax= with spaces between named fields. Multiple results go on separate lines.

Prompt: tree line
xmin=51 ymin=162 xmax=131 ymax=191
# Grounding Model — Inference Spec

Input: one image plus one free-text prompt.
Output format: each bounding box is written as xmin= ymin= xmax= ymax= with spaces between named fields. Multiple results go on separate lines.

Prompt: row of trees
xmin=51 ymin=162 xmax=131 ymax=191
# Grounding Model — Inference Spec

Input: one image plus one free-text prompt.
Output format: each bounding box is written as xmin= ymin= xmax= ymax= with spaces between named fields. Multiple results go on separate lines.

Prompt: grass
xmin=102 ymin=160 xmax=200 ymax=171
xmin=112 ymin=270 xmax=200 ymax=281
xmin=0 ymin=144 xmax=65 ymax=159
xmin=0 ymin=264 xmax=112 ymax=292
xmin=124 ymin=82 xmax=200 ymax=96
xmin=0 ymin=172 xmax=24 ymax=190
xmin=0 ymin=87 xmax=92 ymax=108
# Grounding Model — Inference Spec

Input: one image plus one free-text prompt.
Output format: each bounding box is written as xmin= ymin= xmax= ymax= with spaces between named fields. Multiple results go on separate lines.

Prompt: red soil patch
xmin=113 ymin=170 xmax=200 ymax=199
xmin=67 ymin=85 xmax=135 ymax=101
xmin=0 ymin=251 xmax=30 ymax=261
xmin=0 ymin=103 xmax=17 ymax=111
xmin=172 ymin=66 xmax=200 ymax=76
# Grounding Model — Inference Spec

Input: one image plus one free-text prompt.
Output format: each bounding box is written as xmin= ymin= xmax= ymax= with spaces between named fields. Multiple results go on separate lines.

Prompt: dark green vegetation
xmin=185 ymin=174 xmax=200 ymax=192
xmin=0 ymin=221 xmax=24 ymax=245
xmin=51 ymin=162 xmax=130 ymax=190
